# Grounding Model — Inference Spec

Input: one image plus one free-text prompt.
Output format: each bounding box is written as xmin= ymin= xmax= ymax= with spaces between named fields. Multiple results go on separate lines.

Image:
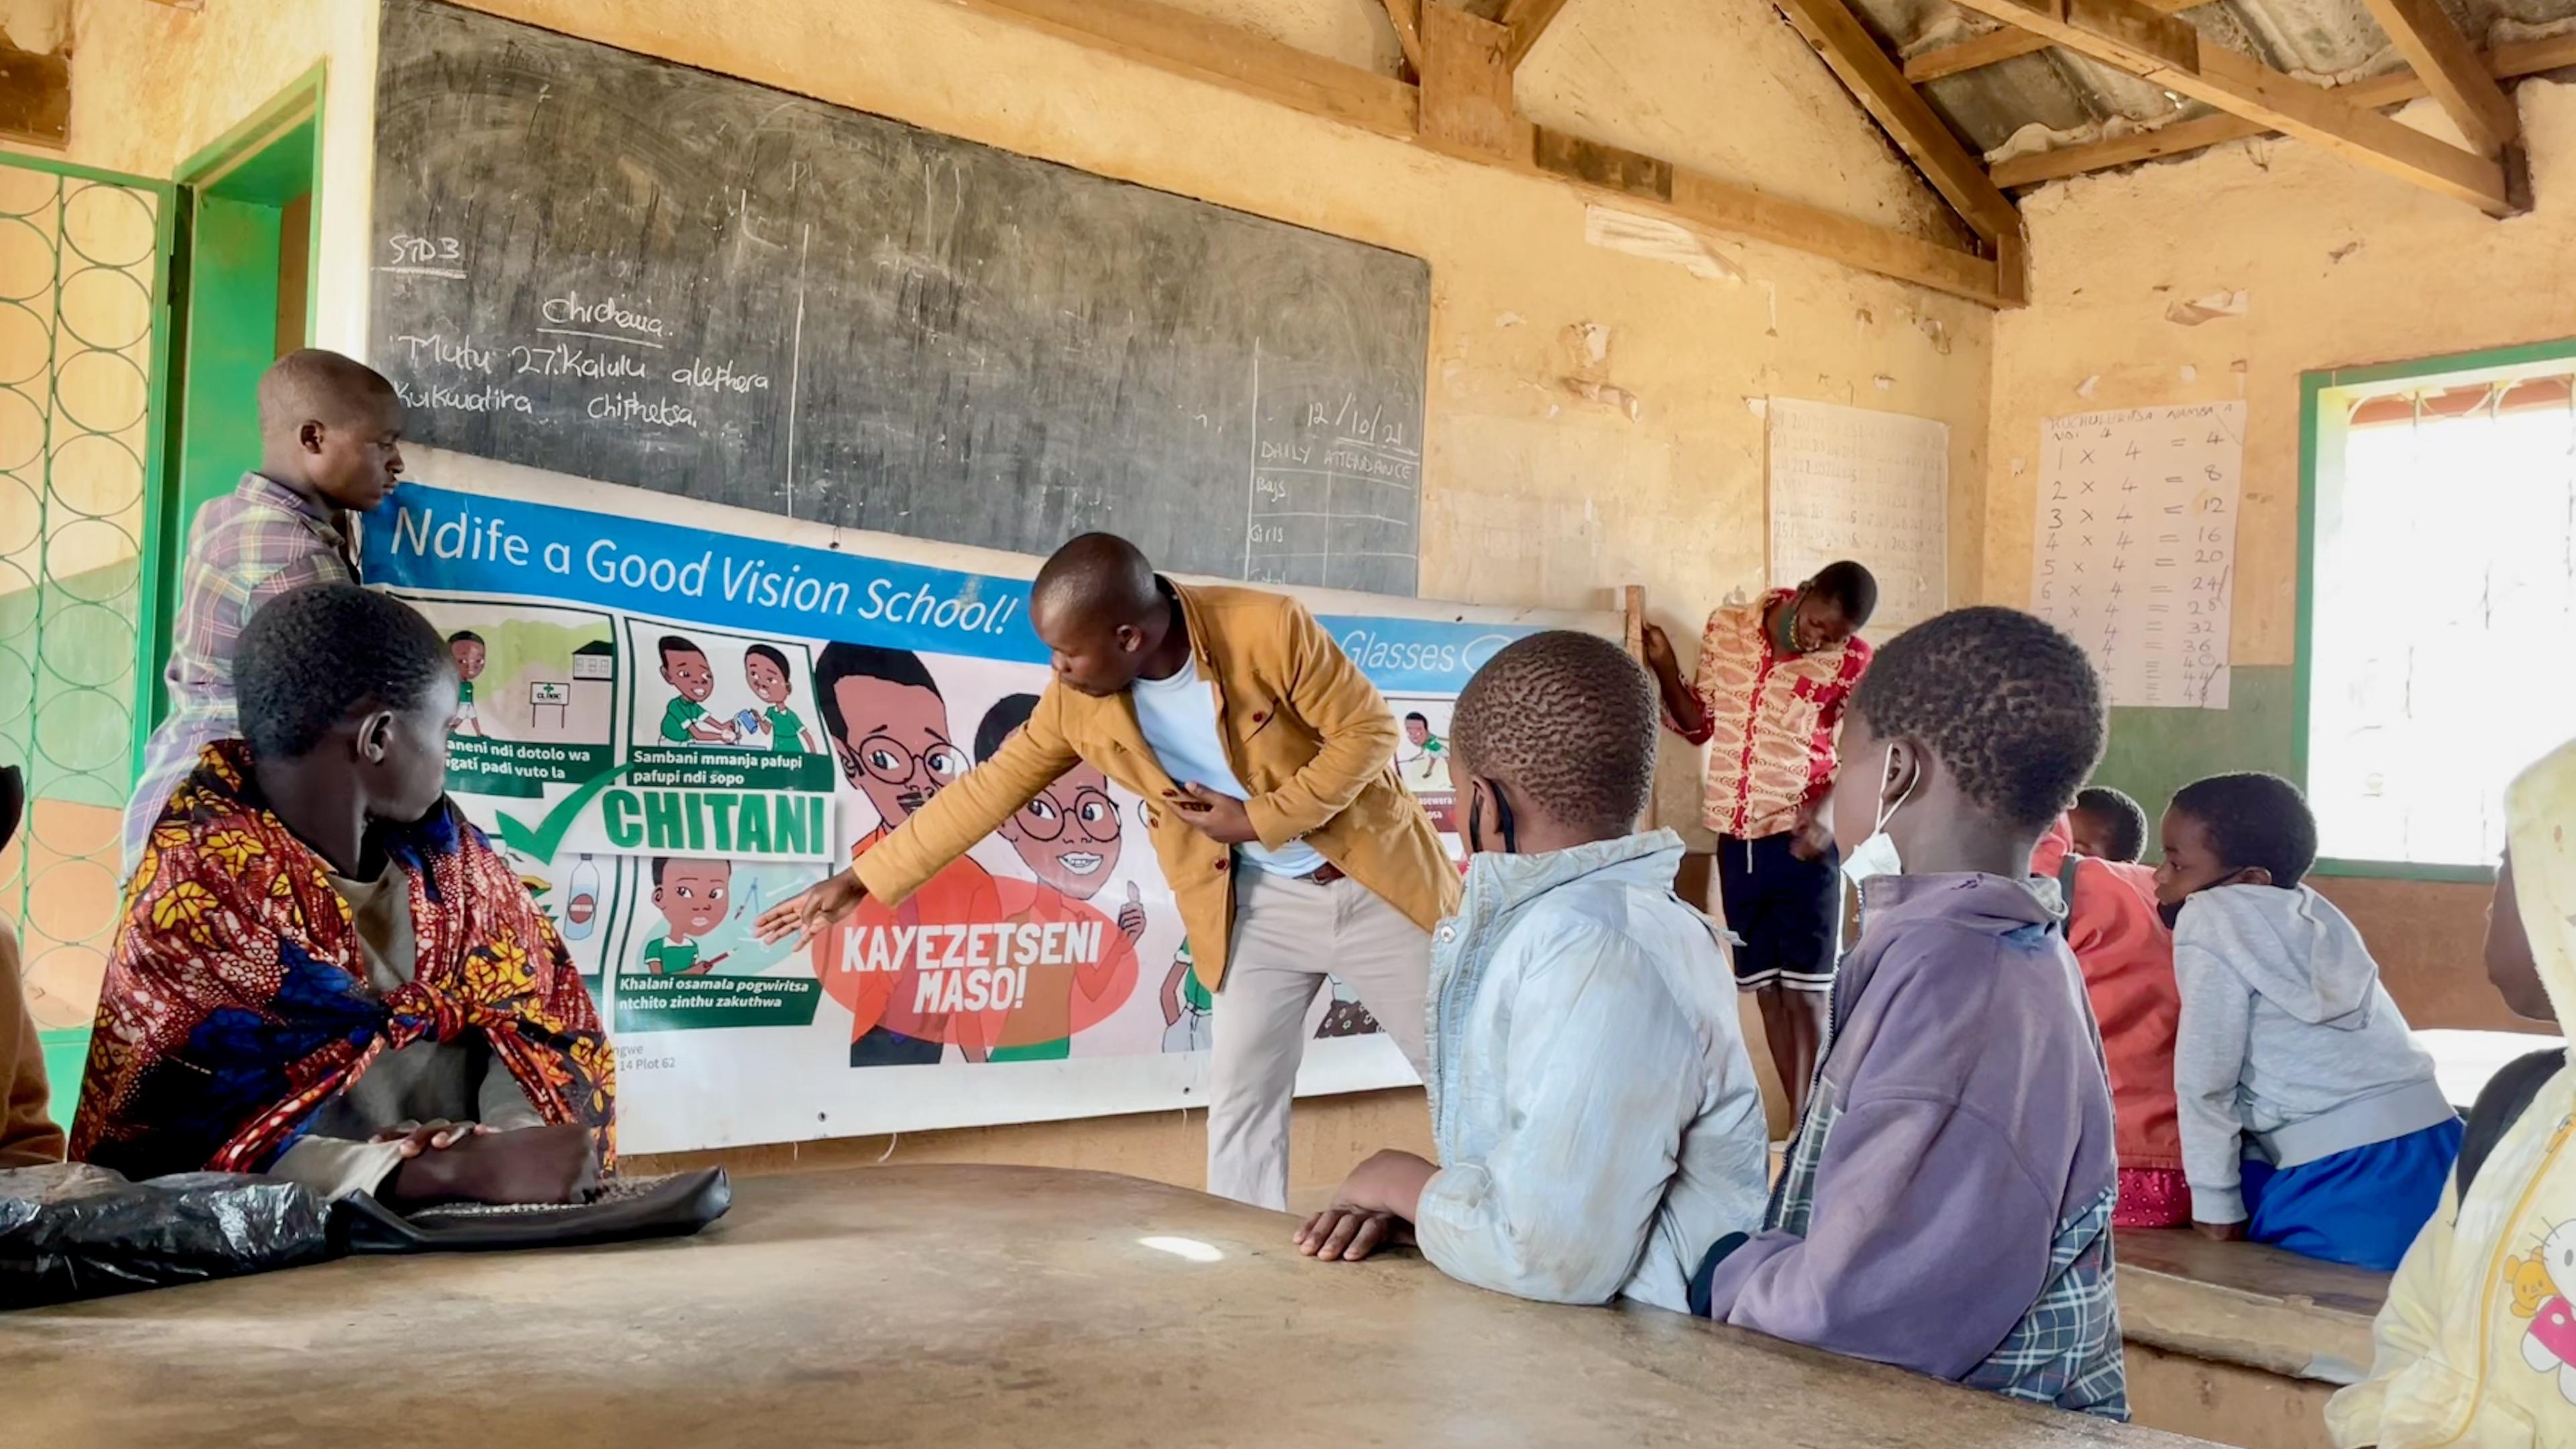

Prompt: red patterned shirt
xmin=1669 ymin=590 xmax=1872 ymax=840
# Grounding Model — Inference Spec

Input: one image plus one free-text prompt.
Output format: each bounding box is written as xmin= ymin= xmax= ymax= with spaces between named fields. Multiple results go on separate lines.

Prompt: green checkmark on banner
xmin=494 ymin=761 xmax=642 ymax=861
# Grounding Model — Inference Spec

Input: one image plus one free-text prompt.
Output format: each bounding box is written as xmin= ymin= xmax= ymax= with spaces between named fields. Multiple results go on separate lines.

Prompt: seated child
xmin=1293 ymin=631 xmax=1768 ymax=1310
xmin=2035 ymin=816 xmax=2186 ymax=1228
xmin=2327 ymin=739 xmax=2576 ymax=1444
xmin=2069 ymin=785 xmax=2148 ymax=863
xmin=123 ymin=349 xmax=406 ymax=878
xmin=1 ymin=764 xmax=67 ymax=1171
xmin=1694 ymin=606 xmax=2126 ymax=1419
xmin=74 ymin=584 xmax=611 ymax=1206
xmin=2157 ymin=773 xmax=2458 ymax=1271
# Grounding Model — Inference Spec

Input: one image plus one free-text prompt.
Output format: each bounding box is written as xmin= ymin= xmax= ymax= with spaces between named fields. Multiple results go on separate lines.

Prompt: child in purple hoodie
xmin=1690 ymin=606 xmax=2127 ymax=1419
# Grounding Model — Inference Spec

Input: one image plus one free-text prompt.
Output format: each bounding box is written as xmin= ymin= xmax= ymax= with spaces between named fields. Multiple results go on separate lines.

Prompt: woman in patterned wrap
xmin=74 ymin=584 xmax=611 ymax=1207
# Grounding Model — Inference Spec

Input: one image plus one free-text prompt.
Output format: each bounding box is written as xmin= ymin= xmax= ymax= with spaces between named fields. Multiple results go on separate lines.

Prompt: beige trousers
xmin=1205 ymin=867 xmax=1432 ymax=1210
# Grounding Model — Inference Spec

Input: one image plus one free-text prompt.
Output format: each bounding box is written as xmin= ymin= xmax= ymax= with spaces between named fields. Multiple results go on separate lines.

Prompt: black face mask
xmin=1466 ymin=778 xmax=1517 ymax=856
xmin=2157 ymin=869 xmax=2259 ymax=930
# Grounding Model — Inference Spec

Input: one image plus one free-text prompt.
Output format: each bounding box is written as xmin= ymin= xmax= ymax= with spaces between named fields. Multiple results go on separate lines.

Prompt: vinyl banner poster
xmin=362 ymin=451 xmax=1607 ymax=1155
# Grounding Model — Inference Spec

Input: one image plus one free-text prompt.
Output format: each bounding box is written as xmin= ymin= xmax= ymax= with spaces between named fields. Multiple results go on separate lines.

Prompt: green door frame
xmin=2296 ymin=333 xmax=2576 ymax=883
xmin=136 ymin=64 xmax=328 ymax=773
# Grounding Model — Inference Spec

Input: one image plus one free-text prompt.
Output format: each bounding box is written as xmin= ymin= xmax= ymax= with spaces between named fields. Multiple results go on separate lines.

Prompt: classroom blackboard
xmin=368 ymin=0 xmax=1432 ymax=594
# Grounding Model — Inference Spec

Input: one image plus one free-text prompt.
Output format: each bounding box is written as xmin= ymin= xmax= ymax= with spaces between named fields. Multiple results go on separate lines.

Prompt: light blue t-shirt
xmin=1128 ymin=656 xmax=1325 ymax=877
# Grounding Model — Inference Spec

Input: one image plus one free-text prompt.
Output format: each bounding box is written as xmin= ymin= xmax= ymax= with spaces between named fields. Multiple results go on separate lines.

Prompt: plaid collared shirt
xmin=121 ymin=474 xmax=356 ymax=875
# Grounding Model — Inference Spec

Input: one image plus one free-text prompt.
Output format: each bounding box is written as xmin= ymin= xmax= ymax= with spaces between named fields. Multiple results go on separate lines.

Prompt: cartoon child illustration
xmin=973 ymin=693 xmax=1144 ymax=1062
xmin=812 ymin=641 xmax=998 ymax=1068
xmin=641 ymin=856 xmax=733 ymax=977
xmin=1399 ymin=710 xmax=1450 ymax=790
xmin=1161 ymin=939 xmax=1214 ymax=1055
xmin=743 ymin=643 xmax=818 ymax=755
xmin=447 ymin=631 xmax=486 ymax=737
xmin=657 ymin=634 xmax=741 ymax=745
xmin=2511 ymin=1218 xmax=2576 ymax=1403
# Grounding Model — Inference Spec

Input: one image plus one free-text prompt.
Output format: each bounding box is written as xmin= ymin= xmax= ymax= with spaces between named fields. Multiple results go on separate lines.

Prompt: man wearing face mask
xmin=1640 ymin=561 xmax=1877 ymax=1118
xmin=760 ymin=535 xmax=1456 ymax=1208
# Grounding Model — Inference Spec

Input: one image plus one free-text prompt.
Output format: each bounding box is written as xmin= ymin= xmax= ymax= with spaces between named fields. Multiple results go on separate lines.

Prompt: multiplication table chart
xmin=2029 ymin=402 xmax=2244 ymax=708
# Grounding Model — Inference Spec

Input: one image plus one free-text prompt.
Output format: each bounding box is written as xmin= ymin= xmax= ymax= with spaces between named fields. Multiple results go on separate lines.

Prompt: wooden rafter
xmin=2354 ymin=0 xmax=2517 ymax=156
xmin=1491 ymin=0 xmax=1578 ymax=70
xmin=1902 ymin=0 xmax=2204 ymax=83
xmin=1945 ymin=0 xmax=2510 ymax=213
xmin=1773 ymin=0 xmax=2020 ymax=241
xmin=1991 ymin=30 xmax=2576 ymax=189
xmin=1378 ymin=0 xmax=1424 ymax=74
xmin=947 ymin=0 xmax=2015 ymax=304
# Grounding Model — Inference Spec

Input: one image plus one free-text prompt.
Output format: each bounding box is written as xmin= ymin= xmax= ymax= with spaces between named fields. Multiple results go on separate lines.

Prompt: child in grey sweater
xmin=2155 ymin=773 xmax=2458 ymax=1271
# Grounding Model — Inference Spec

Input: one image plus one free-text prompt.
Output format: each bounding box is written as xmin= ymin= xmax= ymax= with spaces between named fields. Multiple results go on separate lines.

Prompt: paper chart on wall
xmin=1764 ymin=398 xmax=1948 ymax=632
xmin=2029 ymin=402 xmax=2244 ymax=709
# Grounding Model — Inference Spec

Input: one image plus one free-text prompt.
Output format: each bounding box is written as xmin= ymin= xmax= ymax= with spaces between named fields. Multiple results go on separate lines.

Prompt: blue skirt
xmin=2240 ymin=1117 xmax=2463 ymax=1271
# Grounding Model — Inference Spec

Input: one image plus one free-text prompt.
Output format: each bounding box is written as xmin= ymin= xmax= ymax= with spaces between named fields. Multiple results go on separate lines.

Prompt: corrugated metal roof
xmin=1841 ymin=0 xmax=2576 ymax=165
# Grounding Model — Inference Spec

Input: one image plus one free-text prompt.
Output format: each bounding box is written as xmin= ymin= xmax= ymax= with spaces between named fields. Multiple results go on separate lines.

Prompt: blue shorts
xmin=2240 ymin=1116 xmax=2463 ymax=1271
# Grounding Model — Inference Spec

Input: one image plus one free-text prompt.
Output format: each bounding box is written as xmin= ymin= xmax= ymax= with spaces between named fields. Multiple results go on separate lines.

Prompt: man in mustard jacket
xmin=760 ymin=534 xmax=1459 ymax=1208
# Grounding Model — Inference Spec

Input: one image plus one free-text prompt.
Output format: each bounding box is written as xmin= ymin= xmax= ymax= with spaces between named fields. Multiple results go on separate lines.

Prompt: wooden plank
xmin=944 ymin=0 xmax=1421 ymax=140
xmin=2355 ymin=0 xmax=2518 ymax=156
xmin=1774 ymin=0 xmax=2020 ymax=240
xmin=1990 ymin=30 xmax=2576 ymax=186
xmin=1494 ymin=0 xmax=1578 ymax=69
xmin=1529 ymin=125 xmax=2008 ymax=305
xmin=1902 ymin=0 xmax=2206 ymax=83
xmin=1379 ymin=0 xmax=1423 ymax=74
xmin=1947 ymin=0 xmax=2511 ymax=213
xmin=946 ymin=0 xmax=2006 ymax=303
xmin=1418 ymin=1 xmax=1519 ymax=157
xmin=0 ymin=33 xmax=70 ymax=148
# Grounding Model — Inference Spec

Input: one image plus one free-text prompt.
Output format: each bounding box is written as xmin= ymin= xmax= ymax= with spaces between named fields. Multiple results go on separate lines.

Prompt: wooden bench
xmin=2117 ymin=1229 xmax=2392 ymax=1449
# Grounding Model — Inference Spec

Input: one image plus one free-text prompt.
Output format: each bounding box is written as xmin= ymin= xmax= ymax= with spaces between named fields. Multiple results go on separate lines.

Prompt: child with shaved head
xmin=123 ymin=347 xmax=406 ymax=877
xmin=1295 ymin=631 xmax=1767 ymax=1311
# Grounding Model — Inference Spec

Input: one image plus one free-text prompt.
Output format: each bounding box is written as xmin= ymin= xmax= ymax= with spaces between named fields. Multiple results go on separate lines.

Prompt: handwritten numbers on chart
xmin=1765 ymin=398 xmax=1949 ymax=633
xmin=2029 ymin=402 xmax=2243 ymax=710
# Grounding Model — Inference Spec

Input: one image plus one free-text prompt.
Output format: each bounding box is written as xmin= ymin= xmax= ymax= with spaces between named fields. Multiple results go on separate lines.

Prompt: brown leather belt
xmin=1299 ymin=862 xmax=1346 ymax=885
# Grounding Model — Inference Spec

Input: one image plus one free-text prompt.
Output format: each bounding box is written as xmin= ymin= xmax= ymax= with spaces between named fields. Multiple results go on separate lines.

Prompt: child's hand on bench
xmin=2192 ymin=1219 xmax=2249 ymax=1242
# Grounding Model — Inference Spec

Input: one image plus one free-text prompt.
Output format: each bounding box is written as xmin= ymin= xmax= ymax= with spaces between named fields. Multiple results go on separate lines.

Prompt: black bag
xmin=0 ymin=1163 xmax=338 ymax=1309
xmin=337 ymin=1168 xmax=732 ymax=1252
xmin=2455 ymin=1048 xmax=2567 ymax=1199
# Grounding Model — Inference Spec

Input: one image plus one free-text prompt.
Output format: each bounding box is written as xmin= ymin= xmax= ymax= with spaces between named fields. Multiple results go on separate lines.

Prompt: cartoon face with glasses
xmin=812 ymin=642 xmax=966 ymax=833
xmin=975 ymin=692 xmax=1125 ymax=899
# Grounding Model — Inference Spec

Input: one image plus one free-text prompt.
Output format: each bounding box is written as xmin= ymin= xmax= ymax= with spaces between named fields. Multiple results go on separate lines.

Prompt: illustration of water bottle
xmin=564 ymin=854 xmax=601 ymax=941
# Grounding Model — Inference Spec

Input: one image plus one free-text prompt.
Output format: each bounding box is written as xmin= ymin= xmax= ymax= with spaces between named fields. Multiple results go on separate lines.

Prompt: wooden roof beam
xmin=1903 ymin=0 xmax=2204 ymax=84
xmin=1990 ymin=30 xmax=2576 ymax=188
xmin=950 ymin=0 xmax=2012 ymax=304
xmin=1493 ymin=0 xmax=1577 ymax=70
xmin=1774 ymin=0 xmax=2022 ymax=241
xmin=1379 ymin=0 xmax=1424 ymax=75
xmin=2354 ymin=0 xmax=2518 ymax=156
xmin=1946 ymin=0 xmax=2512 ymax=213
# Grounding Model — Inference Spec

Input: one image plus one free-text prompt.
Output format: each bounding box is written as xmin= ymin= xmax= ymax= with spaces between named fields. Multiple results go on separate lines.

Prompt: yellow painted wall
xmin=17 ymin=0 xmax=1994 ymax=1191
xmin=1983 ymin=89 xmax=2576 ymax=1028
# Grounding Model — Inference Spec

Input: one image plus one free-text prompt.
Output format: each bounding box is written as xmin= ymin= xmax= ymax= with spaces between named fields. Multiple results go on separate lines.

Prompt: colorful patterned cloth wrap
xmin=72 ymin=741 xmax=614 ymax=1181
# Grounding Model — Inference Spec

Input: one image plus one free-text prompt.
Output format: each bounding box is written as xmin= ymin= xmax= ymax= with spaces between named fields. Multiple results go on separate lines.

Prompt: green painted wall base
xmin=2088 ymin=665 xmax=2298 ymax=852
xmin=36 ymin=1027 xmax=84 ymax=1129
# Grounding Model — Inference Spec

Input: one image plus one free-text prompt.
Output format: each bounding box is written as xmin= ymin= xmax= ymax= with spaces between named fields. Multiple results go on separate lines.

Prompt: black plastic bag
xmin=0 ymin=1163 xmax=338 ymax=1309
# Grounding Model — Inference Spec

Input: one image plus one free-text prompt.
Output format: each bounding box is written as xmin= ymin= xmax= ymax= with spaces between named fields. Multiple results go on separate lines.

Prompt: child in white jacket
xmin=2155 ymin=772 xmax=2458 ymax=1271
xmin=1293 ymin=631 xmax=1769 ymax=1310
xmin=2328 ymin=737 xmax=2576 ymax=1444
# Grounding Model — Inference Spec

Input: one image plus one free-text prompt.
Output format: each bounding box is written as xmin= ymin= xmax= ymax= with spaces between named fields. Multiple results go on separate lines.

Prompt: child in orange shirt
xmin=2035 ymin=815 xmax=2186 ymax=1227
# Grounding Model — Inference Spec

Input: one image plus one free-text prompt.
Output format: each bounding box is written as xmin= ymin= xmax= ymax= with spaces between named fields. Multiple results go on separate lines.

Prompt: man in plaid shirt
xmin=121 ymin=350 xmax=406 ymax=877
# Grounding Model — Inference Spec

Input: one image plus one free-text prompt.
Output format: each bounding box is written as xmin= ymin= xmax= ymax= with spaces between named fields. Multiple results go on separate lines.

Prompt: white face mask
xmin=1839 ymin=744 xmax=1918 ymax=888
